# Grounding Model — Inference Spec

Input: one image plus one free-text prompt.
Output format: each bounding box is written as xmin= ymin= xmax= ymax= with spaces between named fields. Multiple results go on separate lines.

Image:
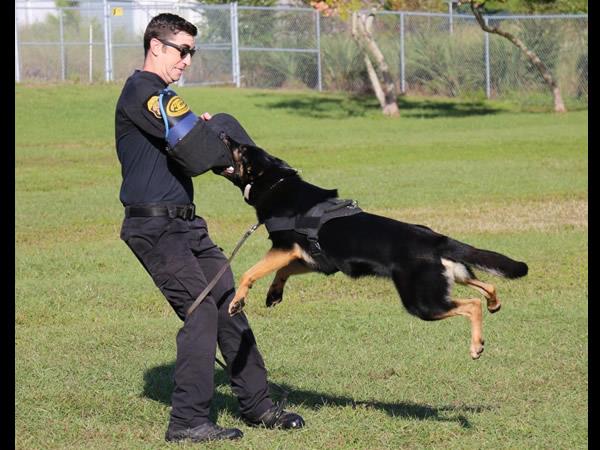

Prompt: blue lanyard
xmin=158 ymin=89 xmax=170 ymax=140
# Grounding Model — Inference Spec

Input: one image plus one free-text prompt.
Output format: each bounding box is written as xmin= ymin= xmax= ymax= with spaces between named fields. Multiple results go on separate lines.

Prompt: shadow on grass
xmin=252 ymin=92 xmax=503 ymax=119
xmin=143 ymin=363 xmax=493 ymax=428
xmin=249 ymin=92 xmax=377 ymax=119
xmin=397 ymin=97 xmax=502 ymax=118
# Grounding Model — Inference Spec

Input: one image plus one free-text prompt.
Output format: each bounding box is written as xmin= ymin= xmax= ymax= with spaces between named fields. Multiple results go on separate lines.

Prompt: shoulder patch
xmin=166 ymin=96 xmax=190 ymax=117
xmin=147 ymin=95 xmax=162 ymax=119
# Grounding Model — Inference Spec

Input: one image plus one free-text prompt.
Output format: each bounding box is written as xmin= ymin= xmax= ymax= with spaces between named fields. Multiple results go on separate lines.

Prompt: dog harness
xmin=264 ymin=198 xmax=363 ymax=274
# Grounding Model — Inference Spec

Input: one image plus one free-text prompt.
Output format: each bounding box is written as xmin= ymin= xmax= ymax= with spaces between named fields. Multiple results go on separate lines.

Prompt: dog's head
xmin=217 ymin=142 xmax=297 ymax=196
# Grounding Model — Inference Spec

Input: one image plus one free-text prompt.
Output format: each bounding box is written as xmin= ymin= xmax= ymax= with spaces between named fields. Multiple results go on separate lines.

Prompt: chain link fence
xmin=15 ymin=2 xmax=587 ymax=106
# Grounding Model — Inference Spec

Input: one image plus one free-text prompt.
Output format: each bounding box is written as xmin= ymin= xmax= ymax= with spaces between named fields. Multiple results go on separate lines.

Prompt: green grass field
xmin=16 ymin=84 xmax=587 ymax=449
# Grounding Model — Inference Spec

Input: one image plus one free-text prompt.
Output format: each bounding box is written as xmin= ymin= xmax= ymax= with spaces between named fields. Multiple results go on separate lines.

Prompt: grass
xmin=16 ymin=84 xmax=587 ymax=449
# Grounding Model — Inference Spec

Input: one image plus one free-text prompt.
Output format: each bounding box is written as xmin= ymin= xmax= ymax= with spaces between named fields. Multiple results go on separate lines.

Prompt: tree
xmin=197 ymin=0 xmax=277 ymax=5
xmin=381 ymin=0 xmax=445 ymax=11
xmin=312 ymin=1 xmax=400 ymax=116
xmin=460 ymin=0 xmax=567 ymax=112
xmin=480 ymin=0 xmax=587 ymax=14
xmin=351 ymin=11 xmax=399 ymax=116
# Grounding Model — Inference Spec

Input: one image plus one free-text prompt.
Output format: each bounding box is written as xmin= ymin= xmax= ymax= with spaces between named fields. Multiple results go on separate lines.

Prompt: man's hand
xmin=200 ymin=112 xmax=212 ymax=121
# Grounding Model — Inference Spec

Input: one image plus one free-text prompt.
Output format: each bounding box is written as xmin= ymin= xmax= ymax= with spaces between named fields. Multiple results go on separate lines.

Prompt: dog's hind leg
xmin=461 ymin=279 xmax=500 ymax=313
xmin=434 ymin=298 xmax=484 ymax=359
xmin=440 ymin=257 xmax=500 ymax=313
xmin=392 ymin=267 xmax=485 ymax=360
xmin=266 ymin=260 xmax=313 ymax=308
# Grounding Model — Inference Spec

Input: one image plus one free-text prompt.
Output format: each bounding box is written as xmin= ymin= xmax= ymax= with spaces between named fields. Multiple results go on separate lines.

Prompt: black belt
xmin=124 ymin=204 xmax=196 ymax=220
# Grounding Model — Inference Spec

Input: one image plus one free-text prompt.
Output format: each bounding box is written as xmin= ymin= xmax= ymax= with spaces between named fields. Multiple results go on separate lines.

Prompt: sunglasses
xmin=157 ymin=38 xmax=196 ymax=59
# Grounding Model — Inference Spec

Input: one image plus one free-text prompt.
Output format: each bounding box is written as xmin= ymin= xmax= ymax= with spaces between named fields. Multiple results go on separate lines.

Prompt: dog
xmin=217 ymin=143 xmax=528 ymax=359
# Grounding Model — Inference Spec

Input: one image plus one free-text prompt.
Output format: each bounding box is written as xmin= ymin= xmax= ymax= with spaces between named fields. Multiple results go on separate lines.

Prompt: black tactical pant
xmin=121 ymin=214 xmax=273 ymax=428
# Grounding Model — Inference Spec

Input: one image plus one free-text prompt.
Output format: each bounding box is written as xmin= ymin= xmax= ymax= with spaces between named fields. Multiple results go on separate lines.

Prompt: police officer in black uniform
xmin=115 ymin=13 xmax=304 ymax=444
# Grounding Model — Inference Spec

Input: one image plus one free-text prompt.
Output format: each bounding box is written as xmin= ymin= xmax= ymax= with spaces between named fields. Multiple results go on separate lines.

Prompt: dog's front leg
xmin=266 ymin=260 xmax=313 ymax=307
xmin=229 ymin=245 xmax=303 ymax=316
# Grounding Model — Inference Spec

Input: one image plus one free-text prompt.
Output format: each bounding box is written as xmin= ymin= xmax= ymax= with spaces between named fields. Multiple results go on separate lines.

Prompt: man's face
xmin=155 ymin=32 xmax=196 ymax=84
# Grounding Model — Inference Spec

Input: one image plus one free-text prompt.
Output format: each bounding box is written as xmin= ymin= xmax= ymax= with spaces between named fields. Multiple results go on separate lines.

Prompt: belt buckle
xmin=167 ymin=206 xmax=178 ymax=219
xmin=308 ymin=236 xmax=321 ymax=256
xmin=188 ymin=204 xmax=196 ymax=220
xmin=179 ymin=204 xmax=194 ymax=220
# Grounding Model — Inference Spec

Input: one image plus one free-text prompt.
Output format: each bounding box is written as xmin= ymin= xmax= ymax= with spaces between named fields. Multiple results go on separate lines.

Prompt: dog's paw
xmin=470 ymin=340 xmax=485 ymax=359
xmin=487 ymin=303 xmax=501 ymax=314
xmin=266 ymin=289 xmax=283 ymax=308
xmin=228 ymin=298 xmax=246 ymax=316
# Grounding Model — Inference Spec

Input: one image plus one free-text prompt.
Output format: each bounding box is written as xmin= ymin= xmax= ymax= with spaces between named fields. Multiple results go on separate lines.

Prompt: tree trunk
xmin=363 ymin=53 xmax=386 ymax=108
xmin=352 ymin=11 xmax=400 ymax=116
xmin=469 ymin=2 xmax=566 ymax=113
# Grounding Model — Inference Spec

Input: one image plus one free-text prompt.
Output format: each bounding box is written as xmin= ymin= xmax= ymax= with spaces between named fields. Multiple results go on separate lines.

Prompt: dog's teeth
xmin=225 ymin=166 xmax=234 ymax=174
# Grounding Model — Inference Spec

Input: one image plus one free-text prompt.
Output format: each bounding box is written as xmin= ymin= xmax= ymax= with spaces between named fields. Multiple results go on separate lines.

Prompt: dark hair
xmin=143 ymin=13 xmax=197 ymax=56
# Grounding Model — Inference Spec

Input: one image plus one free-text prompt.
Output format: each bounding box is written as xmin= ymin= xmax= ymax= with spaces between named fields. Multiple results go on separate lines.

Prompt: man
xmin=115 ymin=13 xmax=304 ymax=444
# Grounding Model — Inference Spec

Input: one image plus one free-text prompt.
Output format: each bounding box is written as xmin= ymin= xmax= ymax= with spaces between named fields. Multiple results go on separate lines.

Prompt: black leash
xmin=184 ymin=221 xmax=290 ymax=411
xmin=187 ymin=173 xmax=298 ymax=318
xmin=186 ymin=221 xmax=261 ymax=317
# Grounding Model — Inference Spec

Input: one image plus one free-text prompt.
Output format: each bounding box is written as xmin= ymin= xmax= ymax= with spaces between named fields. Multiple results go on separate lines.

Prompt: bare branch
xmin=464 ymin=0 xmax=566 ymax=112
xmin=365 ymin=12 xmax=374 ymax=35
xmin=364 ymin=54 xmax=386 ymax=108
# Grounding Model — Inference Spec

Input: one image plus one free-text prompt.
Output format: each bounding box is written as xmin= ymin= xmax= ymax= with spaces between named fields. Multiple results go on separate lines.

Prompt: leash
xmin=187 ymin=173 xmax=298 ymax=317
xmin=184 ymin=220 xmax=290 ymax=412
xmin=186 ymin=221 xmax=262 ymax=317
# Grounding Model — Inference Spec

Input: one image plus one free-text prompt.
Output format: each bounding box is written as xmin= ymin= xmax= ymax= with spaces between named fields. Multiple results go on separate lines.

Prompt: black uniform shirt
xmin=115 ymin=70 xmax=193 ymax=206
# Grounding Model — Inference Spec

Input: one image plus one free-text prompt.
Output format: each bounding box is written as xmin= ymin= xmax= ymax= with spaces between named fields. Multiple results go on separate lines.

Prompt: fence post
xmin=316 ymin=10 xmax=322 ymax=91
xmin=400 ymin=12 xmax=405 ymax=94
xmin=230 ymin=2 xmax=241 ymax=87
xmin=103 ymin=0 xmax=111 ymax=81
xmin=175 ymin=0 xmax=183 ymax=87
xmin=59 ymin=8 xmax=66 ymax=81
xmin=15 ymin=14 xmax=20 ymax=83
xmin=108 ymin=2 xmax=113 ymax=81
xmin=230 ymin=2 xmax=236 ymax=87
xmin=484 ymin=15 xmax=490 ymax=98
xmin=89 ymin=22 xmax=93 ymax=83
xmin=235 ymin=3 xmax=240 ymax=87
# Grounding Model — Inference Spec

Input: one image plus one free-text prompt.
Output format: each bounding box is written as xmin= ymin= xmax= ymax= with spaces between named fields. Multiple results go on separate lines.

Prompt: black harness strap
xmin=264 ymin=198 xmax=362 ymax=274
xmin=262 ymin=216 xmax=296 ymax=233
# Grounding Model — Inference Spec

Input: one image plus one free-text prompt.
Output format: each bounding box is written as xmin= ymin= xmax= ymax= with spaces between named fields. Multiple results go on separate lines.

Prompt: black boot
xmin=165 ymin=421 xmax=243 ymax=443
xmin=243 ymin=403 xmax=305 ymax=430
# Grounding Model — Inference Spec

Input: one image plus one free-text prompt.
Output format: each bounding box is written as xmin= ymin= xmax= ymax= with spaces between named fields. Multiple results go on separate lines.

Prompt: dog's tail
xmin=443 ymin=239 xmax=528 ymax=279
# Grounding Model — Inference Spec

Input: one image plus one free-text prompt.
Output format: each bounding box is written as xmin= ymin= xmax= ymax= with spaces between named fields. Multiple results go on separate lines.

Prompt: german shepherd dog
xmin=218 ymin=144 xmax=528 ymax=359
